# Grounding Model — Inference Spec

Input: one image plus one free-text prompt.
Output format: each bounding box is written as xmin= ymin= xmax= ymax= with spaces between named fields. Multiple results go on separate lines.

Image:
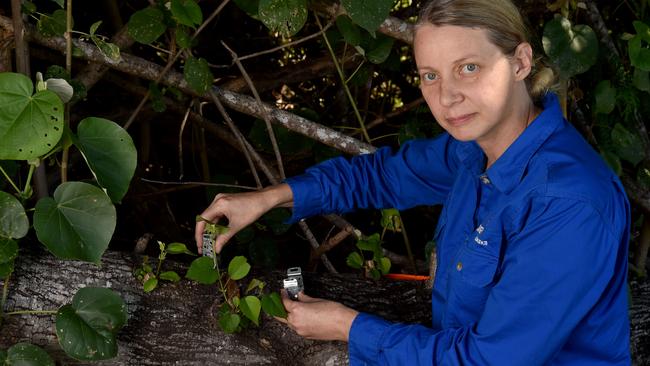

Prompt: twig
xmin=178 ymin=101 xmax=193 ymax=180
xmin=299 ymin=221 xmax=337 ymax=273
xmin=222 ymin=41 xmax=286 ymax=179
xmin=61 ymin=0 xmax=73 ymax=183
xmin=208 ymin=90 xmax=263 ymax=188
xmin=140 ymin=178 xmax=258 ymax=191
xmin=10 ymin=0 xmax=29 ymax=74
xmin=237 ymin=21 xmax=334 ymax=62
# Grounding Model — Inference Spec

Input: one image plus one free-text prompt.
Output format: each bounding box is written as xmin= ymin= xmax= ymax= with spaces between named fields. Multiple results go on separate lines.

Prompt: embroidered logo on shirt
xmin=474 ymin=225 xmax=488 ymax=246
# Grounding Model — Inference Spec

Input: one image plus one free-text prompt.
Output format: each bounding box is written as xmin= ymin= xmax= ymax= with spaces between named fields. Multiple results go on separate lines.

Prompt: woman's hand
xmin=278 ymin=291 xmax=359 ymax=341
xmin=195 ymin=184 xmax=293 ymax=254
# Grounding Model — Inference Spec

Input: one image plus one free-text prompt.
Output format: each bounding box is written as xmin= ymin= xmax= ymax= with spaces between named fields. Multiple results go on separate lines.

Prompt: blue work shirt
xmin=285 ymin=94 xmax=631 ymax=365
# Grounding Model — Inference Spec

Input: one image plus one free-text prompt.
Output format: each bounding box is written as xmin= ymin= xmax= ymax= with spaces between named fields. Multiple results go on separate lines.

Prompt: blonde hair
xmin=416 ymin=0 xmax=557 ymax=104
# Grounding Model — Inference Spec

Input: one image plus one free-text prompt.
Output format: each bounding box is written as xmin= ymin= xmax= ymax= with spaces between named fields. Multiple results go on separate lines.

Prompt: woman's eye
xmin=461 ymin=64 xmax=478 ymax=74
xmin=423 ymin=72 xmax=437 ymax=82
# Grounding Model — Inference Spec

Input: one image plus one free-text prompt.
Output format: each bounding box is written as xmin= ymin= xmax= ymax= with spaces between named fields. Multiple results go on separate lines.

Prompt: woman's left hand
xmin=277 ymin=291 xmax=359 ymax=341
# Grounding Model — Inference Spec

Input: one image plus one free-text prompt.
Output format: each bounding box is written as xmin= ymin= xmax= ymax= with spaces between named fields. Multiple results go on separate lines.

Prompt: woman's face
xmin=414 ymin=24 xmax=529 ymax=147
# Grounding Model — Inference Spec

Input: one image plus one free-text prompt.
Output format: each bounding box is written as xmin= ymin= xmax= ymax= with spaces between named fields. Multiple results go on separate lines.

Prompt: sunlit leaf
xmin=258 ymin=0 xmax=307 ymax=37
xmin=184 ymin=57 xmax=213 ymax=94
xmin=542 ymin=16 xmax=598 ymax=78
xmin=186 ymin=256 xmax=219 ymax=284
xmin=0 ymin=191 xmax=28 ymax=239
xmin=34 ymin=182 xmax=116 ymax=263
xmin=4 ymin=343 xmax=54 ymax=366
xmin=341 ymin=0 xmax=393 ymax=35
xmin=127 ymin=7 xmax=167 ymax=44
xmin=594 ymin=80 xmax=617 ymax=114
xmin=240 ymin=295 xmax=261 ymax=326
xmin=228 ymin=255 xmax=251 ymax=280
xmin=56 ymin=287 xmax=128 ymax=360
xmin=0 ymin=72 xmax=64 ymax=160
xmin=261 ymin=292 xmax=287 ymax=318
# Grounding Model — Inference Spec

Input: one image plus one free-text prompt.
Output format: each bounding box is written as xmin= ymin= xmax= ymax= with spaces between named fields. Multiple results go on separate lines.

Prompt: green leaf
xmin=91 ymin=36 xmax=121 ymax=62
xmin=341 ymin=0 xmax=393 ymax=35
xmin=611 ymin=123 xmax=645 ymax=166
xmin=0 ymin=191 xmax=28 ymax=239
xmin=542 ymin=16 xmax=598 ymax=78
xmin=258 ymin=0 xmax=307 ymax=37
xmin=143 ymin=277 xmax=158 ymax=292
xmin=148 ymin=82 xmax=167 ymax=112
xmin=0 ymin=259 xmax=14 ymax=279
xmin=166 ymin=242 xmax=195 ymax=255
xmin=346 ymin=252 xmax=363 ymax=269
xmin=356 ymin=233 xmax=381 ymax=254
xmin=336 ymin=15 xmax=361 ymax=46
xmin=160 ymin=271 xmax=181 ymax=282
xmin=594 ymin=80 xmax=617 ymax=114
xmin=240 ymin=296 xmax=261 ymax=326
xmin=74 ymin=117 xmax=137 ymax=203
xmin=184 ymin=57 xmax=213 ymax=94
xmin=0 ymin=237 xmax=19 ymax=264
xmin=0 ymin=72 xmax=64 ymax=160
xmin=171 ymin=0 xmax=203 ymax=27
xmin=34 ymin=182 xmax=116 ymax=263
xmin=261 ymin=292 xmax=287 ymax=318
xmin=633 ymin=21 xmax=650 ymax=42
xmin=55 ymin=287 xmax=128 ymax=361
xmin=380 ymin=208 xmax=401 ymax=232
xmin=4 ymin=343 xmax=54 ymax=366
xmin=377 ymin=257 xmax=391 ymax=275
xmin=629 ymin=36 xmax=650 ymax=71
xmin=228 ymin=255 xmax=251 ymax=280
xmin=633 ymin=68 xmax=650 ymax=92
xmin=127 ymin=8 xmax=167 ymax=44
xmin=369 ymin=268 xmax=381 ymax=280
xmin=233 ymin=0 xmax=260 ymax=17
xmin=37 ymin=9 xmax=68 ymax=37
xmin=245 ymin=278 xmax=264 ymax=294
xmin=175 ymin=26 xmax=193 ymax=49
xmin=51 ymin=0 xmax=64 ymax=8
xmin=22 ymin=2 xmax=37 ymax=16
xmin=90 ymin=21 xmax=102 ymax=36
xmin=366 ymin=34 xmax=394 ymax=64
xmin=218 ymin=312 xmax=240 ymax=333
xmin=186 ymin=256 xmax=219 ymax=284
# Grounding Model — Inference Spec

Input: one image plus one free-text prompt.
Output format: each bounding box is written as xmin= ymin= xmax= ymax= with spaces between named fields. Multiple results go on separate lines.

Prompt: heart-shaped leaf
xmin=127 ymin=7 xmax=167 ymax=44
xmin=0 ymin=191 xmax=28 ymax=239
xmin=346 ymin=252 xmax=363 ymax=269
xmin=34 ymin=182 xmax=116 ymax=263
xmin=261 ymin=292 xmax=287 ymax=318
xmin=37 ymin=9 xmax=68 ymax=37
xmin=218 ymin=312 xmax=240 ymax=333
xmin=542 ymin=16 xmax=598 ymax=79
xmin=171 ymin=0 xmax=203 ymax=27
xmin=0 ymin=237 xmax=19 ymax=264
xmin=3 ymin=343 xmax=54 ymax=366
xmin=186 ymin=256 xmax=219 ymax=284
xmin=184 ymin=57 xmax=213 ymax=94
xmin=239 ymin=295 xmax=261 ymax=325
xmin=0 ymin=72 xmax=64 ymax=160
xmin=341 ymin=0 xmax=393 ymax=35
xmin=228 ymin=255 xmax=250 ymax=280
xmin=74 ymin=117 xmax=136 ymax=203
xmin=258 ymin=0 xmax=307 ymax=37
xmin=336 ymin=15 xmax=361 ymax=46
xmin=56 ymin=287 xmax=127 ymax=361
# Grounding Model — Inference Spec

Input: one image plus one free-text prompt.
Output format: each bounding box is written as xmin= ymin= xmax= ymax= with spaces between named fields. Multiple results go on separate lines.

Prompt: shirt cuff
xmin=348 ymin=312 xmax=392 ymax=365
xmin=284 ymin=174 xmax=324 ymax=223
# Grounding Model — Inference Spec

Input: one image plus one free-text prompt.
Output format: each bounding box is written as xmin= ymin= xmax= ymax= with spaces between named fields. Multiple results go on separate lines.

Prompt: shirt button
xmin=480 ymin=175 xmax=491 ymax=185
xmin=456 ymin=262 xmax=463 ymax=271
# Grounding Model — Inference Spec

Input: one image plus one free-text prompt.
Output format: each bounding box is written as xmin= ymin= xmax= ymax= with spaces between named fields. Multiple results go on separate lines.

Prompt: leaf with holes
xmin=258 ymin=0 xmax=307 ymax=37
xmin=2 ymin=343 xmax=54 ymax=366
xmin=56 ymin=287 xmax=128 ymax=361
xmin=74 ymin=117 xmax=136 ymax=203
xmin=34 ymin=182 xmax=116 ymax=263
xmin=542 ymin=16 xmax=598 ymax=79
xmin=0 ymin=191 xmax=28 ymax=239
xmin=127 ymin=7 xmax=167 ymax=44
xmin=171 ymin=0 xmax=203 ymax=27
xmin=184 ymin=57 xmax=213 ymax=94
xmin=0 ymin=72 xmax=64 ymax=160
xmin=341 ymin=0 xmax=393 ymax=35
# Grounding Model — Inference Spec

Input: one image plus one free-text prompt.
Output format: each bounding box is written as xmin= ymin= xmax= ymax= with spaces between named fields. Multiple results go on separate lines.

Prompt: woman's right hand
xmin=194 ymin=183 xmax=293 ymax=254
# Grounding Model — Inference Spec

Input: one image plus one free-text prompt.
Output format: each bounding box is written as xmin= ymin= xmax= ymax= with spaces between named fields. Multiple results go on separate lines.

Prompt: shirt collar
xmin=456 ymin=93 xmax=564 ymax=193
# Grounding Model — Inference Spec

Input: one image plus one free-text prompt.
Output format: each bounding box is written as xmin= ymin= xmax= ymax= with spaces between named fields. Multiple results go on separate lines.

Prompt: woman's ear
xmin=512 ymin=42 xmax=533 ymax=81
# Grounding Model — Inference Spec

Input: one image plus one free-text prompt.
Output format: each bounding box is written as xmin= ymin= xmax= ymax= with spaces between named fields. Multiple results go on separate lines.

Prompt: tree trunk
xmin=0 ymin=249 xmax=431 ymax=365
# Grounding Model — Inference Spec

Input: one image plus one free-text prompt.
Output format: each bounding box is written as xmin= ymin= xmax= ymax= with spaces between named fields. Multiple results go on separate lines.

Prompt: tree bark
xmin=0 ymin=249 xmax=431 ymax=365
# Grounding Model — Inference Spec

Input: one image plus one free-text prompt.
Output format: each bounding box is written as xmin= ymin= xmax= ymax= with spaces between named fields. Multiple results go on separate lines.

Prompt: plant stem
xmin=23 ymin=164 xmax=36 ymax=196
xmin=0 ymin=274 xmax=10 ymax=325
xmin=398 ymin=214 xmax=417 ymax=273
xmin=0 ymin=165 xmax=21 ymax=195
xmin=61 ymin=0 xmax=73 ymax=182
xmin=5 ymin=310 xmax=58 ymax=316
xmin=315 ymin=15 xmax=371 ymax=144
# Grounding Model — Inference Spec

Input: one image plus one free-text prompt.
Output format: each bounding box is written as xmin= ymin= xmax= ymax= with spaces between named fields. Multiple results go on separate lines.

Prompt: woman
xmin=196 ymin=0 xmax=631 ymax=364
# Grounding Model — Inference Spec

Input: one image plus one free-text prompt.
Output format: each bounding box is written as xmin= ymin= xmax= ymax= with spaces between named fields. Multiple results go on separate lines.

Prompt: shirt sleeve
xmin=348 ymin=197 xmax=628 ymax=365
xmin=285 ymin=134 xmax=460 ymax=223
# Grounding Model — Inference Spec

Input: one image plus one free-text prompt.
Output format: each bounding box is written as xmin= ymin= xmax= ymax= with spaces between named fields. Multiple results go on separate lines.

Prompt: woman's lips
xmin=446 ymin=113 xmax=476 ymax=127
